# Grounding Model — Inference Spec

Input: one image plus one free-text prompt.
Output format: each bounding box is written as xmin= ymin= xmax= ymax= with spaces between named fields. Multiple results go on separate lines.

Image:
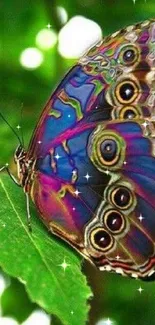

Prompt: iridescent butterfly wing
xmin=20 ymin=19 xmax=155 ymax=279
xmin=86 ymin=118 xmax=155 ymax=280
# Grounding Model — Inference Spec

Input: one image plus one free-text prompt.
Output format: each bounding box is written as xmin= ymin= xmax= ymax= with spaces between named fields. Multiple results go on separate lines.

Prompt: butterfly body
xmin=14 ymin=19 xmax=155 ymax=280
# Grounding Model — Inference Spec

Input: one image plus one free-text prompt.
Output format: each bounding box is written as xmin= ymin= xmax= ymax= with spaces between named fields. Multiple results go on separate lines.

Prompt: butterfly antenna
xmin=0 ymin=112 xmax=23 ymax=147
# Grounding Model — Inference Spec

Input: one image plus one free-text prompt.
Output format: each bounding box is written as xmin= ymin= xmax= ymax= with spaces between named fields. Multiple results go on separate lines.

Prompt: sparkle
xmin=68 ymin=114 xmax=71 ymax=118
xmin=71 ymin=311 xmax=74 ymax=315
xmin=72 ymin=170 xmax=77 ymax=175
xmin=59 ymin=258 xmax=70 ymax=271
xmin=138 ymin=214 xmax=144 ymax=222
xmin=74 ymin=189 xmax=81 ymax=196
xmin=142 ymin=121 xmax=148 ymax=128
xmin=46 ymin=23 xmax=52 ymax=29
xmin=16 ymin=125 xmax=21 ymax=130
xmin=84 ymin=173 xmax=91 ymax=181
xmin=38 ymin=140 xmax=42 ymax=144
xmin=116 ymin=255 xmax=120 ymax=260
xmin=133 ymin=0 xmax=136 ymax=4
xmin=123 ymin=161 xmax=127 ymax=165
xmin=105 ymin=170 xmax=110 ymax=175
xmin=5 ymin=163 xmax=9 ymax=167
xmin=137 ymin=286 xmax=144 ymax=294
xmin=54 ymin=153 xmax=61 ymax=160
xmin=72 ymin=207 xmax=76 ymax=211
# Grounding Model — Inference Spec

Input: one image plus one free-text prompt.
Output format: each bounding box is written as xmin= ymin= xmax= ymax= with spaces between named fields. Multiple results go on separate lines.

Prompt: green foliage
xmin=1 ymin=277 xmax=36 ymax=323
xmin=83 ymin=264 xmax=155 ymax=325
xmin=0 ymin=174 xmax=92 ymax=325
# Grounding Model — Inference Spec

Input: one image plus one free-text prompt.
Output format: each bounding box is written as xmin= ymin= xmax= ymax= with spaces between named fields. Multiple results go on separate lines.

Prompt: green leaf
xmin=0 ymin=174 xmax=92 ymax=325
xmin=1 ymin=277 xmax=36 ymax=323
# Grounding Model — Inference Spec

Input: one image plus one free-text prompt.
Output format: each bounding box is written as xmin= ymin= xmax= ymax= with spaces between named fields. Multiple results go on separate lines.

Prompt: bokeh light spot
xmin=58 ymin=15 xmax=102 ymax=58
xmin=0 ymin=317 xmax=18 ymax=325
xmin=19 ymin=48 xmax=44 ymax=70
xmin=22 ymin=309 xmax=51 ymax=325
xmin=96 ymin=318 xmax=116 ymax=325
xmin=57 ymin=6 xmax=68 ymax=25
xmin=36 ymin=29 xmax=57 ymax=50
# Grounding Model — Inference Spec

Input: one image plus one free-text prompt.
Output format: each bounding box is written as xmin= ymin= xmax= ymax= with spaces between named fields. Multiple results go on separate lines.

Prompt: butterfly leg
xmin=26 ymin=193 xmax=32 ymax=232
xmin=0 ymin=164 xmax=20 ymax=186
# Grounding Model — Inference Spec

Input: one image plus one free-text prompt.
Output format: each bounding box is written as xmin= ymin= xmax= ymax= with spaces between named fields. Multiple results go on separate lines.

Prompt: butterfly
xmin=1 ymin=19 xmax=155 ymax=280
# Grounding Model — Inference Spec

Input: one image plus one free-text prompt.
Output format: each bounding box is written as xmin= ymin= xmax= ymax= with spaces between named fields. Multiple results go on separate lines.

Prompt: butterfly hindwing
xmin=84 ymin=119 xmax=155 ymax=279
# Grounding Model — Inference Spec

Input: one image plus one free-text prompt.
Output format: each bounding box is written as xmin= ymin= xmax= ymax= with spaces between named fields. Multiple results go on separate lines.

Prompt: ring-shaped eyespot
xmin=104 ymin=210 xmax=126 ymax=234
xmin=119 ymin=106 xmax=141 ymax=120
xmin=111 ymin=186 xmax=133 ymax=210
xmin=88 ymin=129 xmax=126 ymax=172
xmin=115 ymin=80 xmax=139 ymax=104
xmin=100 ymin=138 xmax=118 ymax=164
xmin=99 ymin=134 xmax=125 ymax=168
xmin=90 ymin=227 xmax=114 ymax=252
xmin=119 ymin=45 xmax=140 ymax=66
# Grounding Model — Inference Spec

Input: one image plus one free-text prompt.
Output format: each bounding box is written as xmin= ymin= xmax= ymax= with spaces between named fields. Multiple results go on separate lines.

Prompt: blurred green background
xmin=0 ymin=0 xmax=155 ymax=324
